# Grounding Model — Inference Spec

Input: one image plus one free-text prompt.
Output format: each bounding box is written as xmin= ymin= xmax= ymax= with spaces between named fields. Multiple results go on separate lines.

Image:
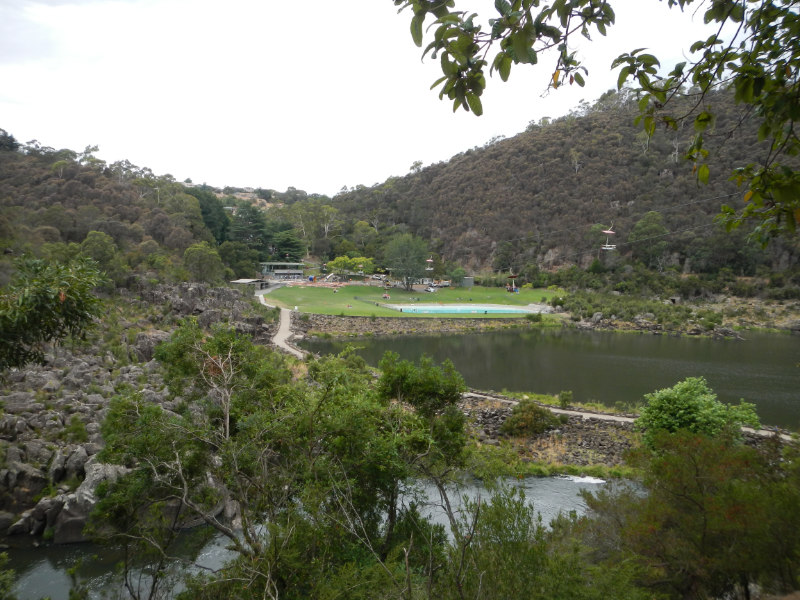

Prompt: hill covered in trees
xmin=0 ymin=134 xmax=305 ymax=287
xmin=330 ymin=88 xmax=797 ymax=275
xmin=1 ymin=86 xmax=798 ymax=293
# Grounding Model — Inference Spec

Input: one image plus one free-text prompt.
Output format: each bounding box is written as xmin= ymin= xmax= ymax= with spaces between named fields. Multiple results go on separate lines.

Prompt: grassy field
xmin=264 ymin=283 xmax=560 ymax=317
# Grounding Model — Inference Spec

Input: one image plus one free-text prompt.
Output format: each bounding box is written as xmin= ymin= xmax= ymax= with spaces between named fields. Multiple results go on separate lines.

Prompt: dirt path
xmin=258 ymin=291 xmax=304 ymax=359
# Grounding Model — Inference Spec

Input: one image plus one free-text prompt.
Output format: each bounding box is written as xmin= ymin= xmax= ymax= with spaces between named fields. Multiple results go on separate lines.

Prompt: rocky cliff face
xmin=0 ymin=282 xmax=277 ymax=543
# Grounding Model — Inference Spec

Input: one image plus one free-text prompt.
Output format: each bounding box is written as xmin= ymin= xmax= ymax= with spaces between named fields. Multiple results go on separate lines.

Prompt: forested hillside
xmin=330 ymin=88 xmax=797 ymax=273
xmin=1 ymin=86 xmax=798 ymax=291
xmin=0 ymin=133 xmax=303 ymax=287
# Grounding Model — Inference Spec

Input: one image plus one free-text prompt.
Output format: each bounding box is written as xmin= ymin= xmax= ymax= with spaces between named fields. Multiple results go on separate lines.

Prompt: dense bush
xmin=556 ymin=290 xmax=713 ymax=328
xmin=500 ymin=399 xmax=561 ymax=436
xmin=636 ymin=376 xmax=760 ymax=447
xmin=377 ymin=352 xmax=465 ymax=417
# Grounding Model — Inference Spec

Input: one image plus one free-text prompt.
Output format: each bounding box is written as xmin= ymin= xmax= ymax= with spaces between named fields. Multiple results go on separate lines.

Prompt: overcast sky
xmin=1 ymin=0 xmax=720 ymax=196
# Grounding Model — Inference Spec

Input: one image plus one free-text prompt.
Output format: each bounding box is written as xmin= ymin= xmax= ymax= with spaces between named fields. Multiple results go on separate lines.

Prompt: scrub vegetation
xmin=71 ymin=324 xmax=800 ymax=600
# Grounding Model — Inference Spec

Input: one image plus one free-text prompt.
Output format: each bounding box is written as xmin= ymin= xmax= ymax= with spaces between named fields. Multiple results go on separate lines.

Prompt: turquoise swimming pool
xmin=384 ymin=303 xmax=540 ymax=314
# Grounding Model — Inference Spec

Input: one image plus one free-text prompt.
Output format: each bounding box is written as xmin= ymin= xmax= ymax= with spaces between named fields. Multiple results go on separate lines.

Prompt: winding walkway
xmin=257 ymin=289 xmax=304 ymax=359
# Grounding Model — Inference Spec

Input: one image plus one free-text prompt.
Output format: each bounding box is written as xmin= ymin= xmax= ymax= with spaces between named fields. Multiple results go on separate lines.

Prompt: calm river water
xmin=301 ymin=328 xmax=800 ymax=429
xmin=9 ymin=476 xmax=605 ymax=599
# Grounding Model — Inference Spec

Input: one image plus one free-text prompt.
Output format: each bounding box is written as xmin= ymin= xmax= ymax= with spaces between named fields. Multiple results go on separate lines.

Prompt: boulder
xmin=62 ymin=361 xmax=94 ymax=389
xmin=0 ymin=510 xmax=15 ymax=534
xmin=4 ymin=446 xmax=24 ymax=464
xmin=1 ymin=392 xmax=39 ymax=415
xmin=133 ymin=330 xmax=170 ymax=362
xmin=5 ymin=370 xmax=26 ymax=384
xmin=0 ymin=461 xmax=48 ymax=511
xmin=48 ymin=449 xmax=67 ymax=483
xmin=23 ymin=372 xmax=57 ymax=390
xmin=41 ymin=377 xmax=61 ymax=394
xmin=26 ymin=410 xmax=63 ymax=432
xmin=64 ymin=446 xmax=89 ymax=480
xmin=198 ymin=309 xmax=222 ymax=328
xmin=23 ymin=440 xmax=53 ymax=467
xmin=51 ymin=502 xmax=87 ymax=544
xmin=53 ymin=458 xmax=130 ymax=544
xmin=31 ymin=496 xmax=63 ymax=534
xmin=8 ymin=510 xmax=32 ymax=536
xmin=0 ymin=414 xmax=25 ymax=440
xmin=83 ymin=394 xmax=106 ymax=408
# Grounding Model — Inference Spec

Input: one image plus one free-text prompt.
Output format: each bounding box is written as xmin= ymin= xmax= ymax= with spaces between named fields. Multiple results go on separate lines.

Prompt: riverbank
xmin=292 ymin=300 xmax=800 ymax=340
xmin=292 ymin=312 xmax=554 ymax=338
xmin=458 ymin=389 xmax=796 ymax=473
xmin=461 ymin=392 xmax=635 ymax=470
xmin=2 ymin=283 xmax=796 ymax=547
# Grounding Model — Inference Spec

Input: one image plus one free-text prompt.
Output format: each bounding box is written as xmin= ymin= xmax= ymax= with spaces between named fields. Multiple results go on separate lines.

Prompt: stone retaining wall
xmin=293 ymin=313 xmax=540 ymax=338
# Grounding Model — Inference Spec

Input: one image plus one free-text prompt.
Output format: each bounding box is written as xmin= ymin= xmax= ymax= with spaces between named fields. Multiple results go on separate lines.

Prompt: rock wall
xmin=293 ymin=313 xmax=543 ymax=338
xmin=462 ymin=398 xmax=635 ymax=467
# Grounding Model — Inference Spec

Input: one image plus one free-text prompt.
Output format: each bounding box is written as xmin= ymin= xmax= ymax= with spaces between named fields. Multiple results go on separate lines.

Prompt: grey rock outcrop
xmin=0 ymin=460 xmax=48 ymax=512
xmin=52 ymin=458 xmax=130 ymax=544
xmin=64 ymin=446 xmax=89 ymax=480
xmin=0 ymin=282 xmax=280 ymax=543
xmin=134 ymin=329 xmax=171 ymax=362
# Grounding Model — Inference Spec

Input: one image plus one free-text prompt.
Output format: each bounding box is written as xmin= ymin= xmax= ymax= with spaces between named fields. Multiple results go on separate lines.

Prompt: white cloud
xmin=1 ymin=0 xmax=723 ymax=195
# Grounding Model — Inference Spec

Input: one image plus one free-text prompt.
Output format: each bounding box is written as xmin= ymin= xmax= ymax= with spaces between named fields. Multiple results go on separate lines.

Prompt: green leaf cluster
xmin=93 ymin=328 xmax=474 ymax=599
xmin=636 ymin=376 xmax=759 ymax=447
xmin=0 ymin=256 xmax=103 ymax=371
xmin=583 ymin=431 xmax=800 ymax=598
xmin=500 ymin=397 xmax=561 ymax=436
xmin=377 ymin=351 xmax=465 ymax=418
xmin=397 ymin=0 xmax=800 ymax=240
xmin=397 ymin=0 xmax=613 ymax=114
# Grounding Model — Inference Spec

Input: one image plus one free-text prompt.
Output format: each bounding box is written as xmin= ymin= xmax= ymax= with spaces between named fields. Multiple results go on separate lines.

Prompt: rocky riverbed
xmin=0 ymin=283 xmax=277 ymax=544
xmin=462 ymin=395 xmax=635 ymax=467
xmin=2 ymin=284 xmax=795 ymax=545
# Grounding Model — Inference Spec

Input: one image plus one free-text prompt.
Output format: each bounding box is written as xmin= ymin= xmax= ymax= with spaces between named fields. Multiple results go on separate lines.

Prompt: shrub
xmin=558 ymin=390 xmax=573 ymax=409
xmin=636 ymin=377 xmax=759 ymax=447
xmin=377 ymin=352 xmax=465 ymax=418
xmin=64 ymin=415 xmax=88 ymax=443
xmin=500 ymin=399 xmax=560 ymax=436
xmin=696 ymin=310 xmax=723 ymax=330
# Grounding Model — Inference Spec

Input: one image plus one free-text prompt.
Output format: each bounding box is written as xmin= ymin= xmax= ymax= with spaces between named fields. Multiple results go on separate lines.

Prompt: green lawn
xmin=264 ymin=283 xmax=559 ymax=317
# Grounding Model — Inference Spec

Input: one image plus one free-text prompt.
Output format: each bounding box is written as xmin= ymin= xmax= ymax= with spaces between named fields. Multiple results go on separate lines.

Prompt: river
xmin=9 ymin=476 xmax=605 ymax=599
xmin=300 ymin=328 xmax=800 ymax=429
xmin=10 ymin=328 xmax=798 ymax=597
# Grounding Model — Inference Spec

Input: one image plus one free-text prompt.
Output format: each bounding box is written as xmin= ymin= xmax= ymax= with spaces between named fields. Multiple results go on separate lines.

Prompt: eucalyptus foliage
xmin=583 ymin=430 xmax=800 ymax=598
xmin=0 ymin=256 xmax=103 ymax=371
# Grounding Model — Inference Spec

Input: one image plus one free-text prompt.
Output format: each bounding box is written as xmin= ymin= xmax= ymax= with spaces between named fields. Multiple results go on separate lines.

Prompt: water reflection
xmin=301 ymin=329 xmax=800 ymax=428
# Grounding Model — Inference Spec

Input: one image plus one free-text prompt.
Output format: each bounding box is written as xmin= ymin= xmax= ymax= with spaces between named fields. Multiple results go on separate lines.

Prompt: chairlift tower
xmin=601 ymin=223 xmax=616 ymax=251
